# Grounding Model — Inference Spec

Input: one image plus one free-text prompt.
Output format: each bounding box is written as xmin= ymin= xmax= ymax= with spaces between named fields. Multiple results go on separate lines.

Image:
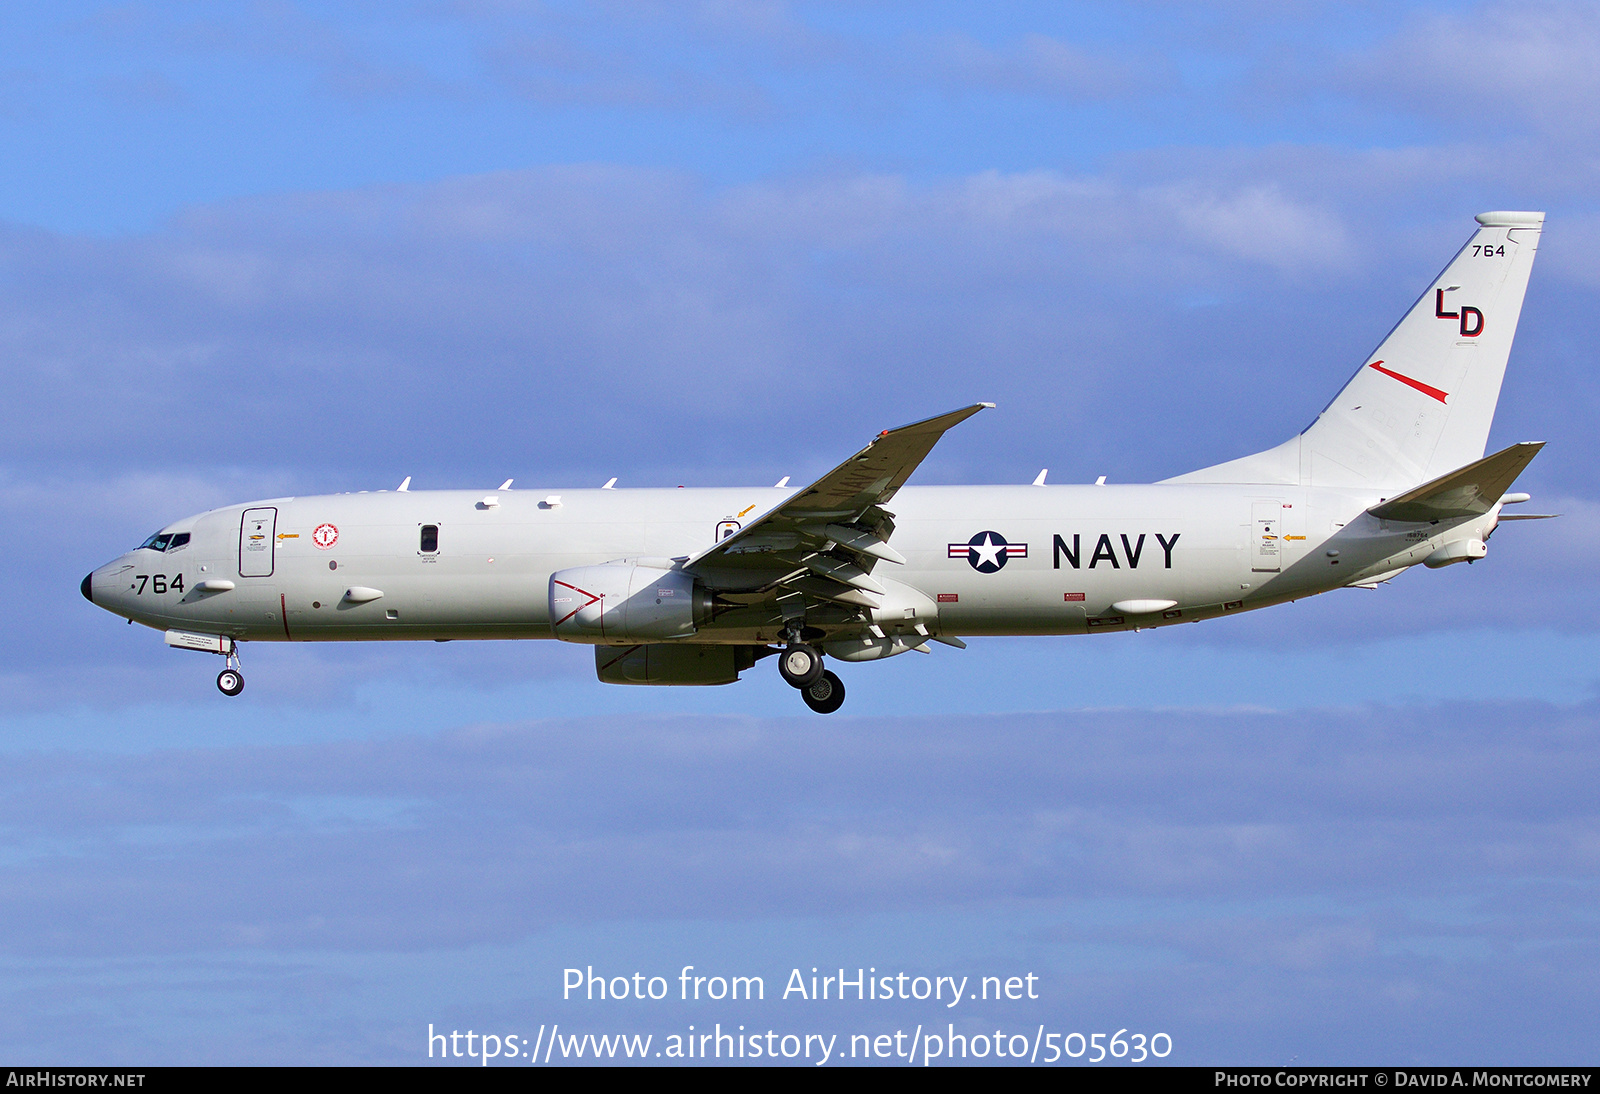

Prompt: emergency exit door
xmin=240 ymin=507 xmax=277 ymax=577
xmin=1252 ymin=501 xmax=1282 ymax=573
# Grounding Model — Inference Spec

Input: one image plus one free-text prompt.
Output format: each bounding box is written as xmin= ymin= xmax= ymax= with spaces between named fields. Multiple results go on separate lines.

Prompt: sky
xmin=2 ymin=0 xmax=1599 ymax=1066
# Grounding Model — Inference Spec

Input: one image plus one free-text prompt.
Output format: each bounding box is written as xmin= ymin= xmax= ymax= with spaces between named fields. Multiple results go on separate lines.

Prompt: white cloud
xmin=1 ymin=703 xmax=1597 ymax=960
xmin=1154 ymin=184 xmax=1354 ymax=272
xmin=1343 ymin=1 xmax=1600 ymax=134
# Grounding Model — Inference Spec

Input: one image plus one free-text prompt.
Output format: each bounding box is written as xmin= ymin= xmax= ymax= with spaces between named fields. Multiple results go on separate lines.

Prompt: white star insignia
xmin=971 ymin=532 xmax=1005 ymax=569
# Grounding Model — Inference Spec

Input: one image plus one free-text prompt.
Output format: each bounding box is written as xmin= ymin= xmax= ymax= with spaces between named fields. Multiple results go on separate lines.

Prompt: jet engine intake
xmin=549 ymin=562 xmax=712 ymax=642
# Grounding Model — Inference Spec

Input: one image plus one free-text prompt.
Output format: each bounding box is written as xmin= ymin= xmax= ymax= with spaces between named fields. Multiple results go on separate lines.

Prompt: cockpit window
xmin=138 ymin=531 xmax=190 ymax=552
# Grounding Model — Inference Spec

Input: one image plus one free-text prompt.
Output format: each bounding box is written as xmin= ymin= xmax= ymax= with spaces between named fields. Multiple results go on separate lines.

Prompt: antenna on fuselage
xmin=1032 ymin=469 xmax=1048 ymax=486
xmin=602 ymin=477 xmax=617 ymax=489
xmin=499 ymin=479 xmax=514 ymax=490
xmin=397 ymin=476 xmax=411 ymax=492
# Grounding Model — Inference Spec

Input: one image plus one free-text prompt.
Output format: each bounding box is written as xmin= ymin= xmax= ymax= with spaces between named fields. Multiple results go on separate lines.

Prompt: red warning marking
xmin=1063 ymin=592 xmax=1086 ymax=602
xmin=937 ymin=593 xmax=959 ymax=603
xmin=1368 ymin=361 xmax=1448 ymax=404
xmin=551 ymin=580 xmax=603 ymax=627
xmin=598 ymin=645 xmax=643 ymax=672
xmin=312 ymin=523 xmax=339 ymax=549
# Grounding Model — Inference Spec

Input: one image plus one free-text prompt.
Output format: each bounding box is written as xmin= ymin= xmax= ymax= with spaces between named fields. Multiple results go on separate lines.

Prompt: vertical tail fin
xmin=1166 ymin=211 xmax=1543 ymax=490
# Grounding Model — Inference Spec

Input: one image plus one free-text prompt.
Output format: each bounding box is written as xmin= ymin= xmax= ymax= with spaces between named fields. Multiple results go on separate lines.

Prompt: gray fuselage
xmin=84 ymin=482 xmax=1490 ymax=644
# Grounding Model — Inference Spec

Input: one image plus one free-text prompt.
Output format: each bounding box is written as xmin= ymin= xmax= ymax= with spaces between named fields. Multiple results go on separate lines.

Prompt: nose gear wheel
xmin=215 ymin=644 xmax=244 ymax=696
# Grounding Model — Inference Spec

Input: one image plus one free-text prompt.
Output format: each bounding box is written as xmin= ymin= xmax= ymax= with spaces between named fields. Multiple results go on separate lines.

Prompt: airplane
xmin=83 ymin=211 xmax=1553 ymax=714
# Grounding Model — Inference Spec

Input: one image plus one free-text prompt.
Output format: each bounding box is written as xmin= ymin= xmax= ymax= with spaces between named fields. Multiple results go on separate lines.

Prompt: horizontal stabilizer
xmin=1367 ymin=441 xmax=1543 ymax=523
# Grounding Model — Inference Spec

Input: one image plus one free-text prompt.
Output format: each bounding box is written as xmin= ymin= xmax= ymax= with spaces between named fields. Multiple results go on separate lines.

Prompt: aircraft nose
xmin=81 ymin=572 xmax=93 ymax=602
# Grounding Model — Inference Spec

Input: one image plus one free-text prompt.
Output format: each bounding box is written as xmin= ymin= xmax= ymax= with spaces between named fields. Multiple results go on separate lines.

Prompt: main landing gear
xmin=801 ymin=669 xmax=845 ymax=714
xmin=776 ymin=632 xmax=845 ymax=714
xmin=777 ymin=642 xmax=824 ymax=688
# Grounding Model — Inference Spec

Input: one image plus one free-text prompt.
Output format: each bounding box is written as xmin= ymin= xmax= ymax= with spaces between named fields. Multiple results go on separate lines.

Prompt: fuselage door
xmin=240 ymin=507 xmax=277 ymax=577
xmin=1251 ymin=501 xmax=1282 ymax=573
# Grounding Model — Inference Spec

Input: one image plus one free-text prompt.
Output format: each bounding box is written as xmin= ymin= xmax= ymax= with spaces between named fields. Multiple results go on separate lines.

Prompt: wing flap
xmin=784 ymin=576 xmax=882 ymax=609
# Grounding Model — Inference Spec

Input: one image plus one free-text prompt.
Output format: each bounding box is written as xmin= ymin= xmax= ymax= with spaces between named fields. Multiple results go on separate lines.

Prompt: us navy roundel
xmin=948 ymin=531 xmax=1028 ymax=573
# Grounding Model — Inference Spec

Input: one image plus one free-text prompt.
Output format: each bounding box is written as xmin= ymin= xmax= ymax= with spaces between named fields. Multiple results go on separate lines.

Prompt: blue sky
xmin=3 ymin=0 xmax=1599 ymax=1065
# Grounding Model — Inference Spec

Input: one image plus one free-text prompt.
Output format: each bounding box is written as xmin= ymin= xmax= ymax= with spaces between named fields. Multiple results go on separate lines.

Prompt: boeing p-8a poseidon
xmin=84 ymin=212 xmax=1552 ymax=713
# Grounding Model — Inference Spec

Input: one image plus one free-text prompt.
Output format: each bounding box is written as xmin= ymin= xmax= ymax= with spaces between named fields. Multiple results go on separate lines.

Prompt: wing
xmin=684 ymin=403 xmax=992 ymax=609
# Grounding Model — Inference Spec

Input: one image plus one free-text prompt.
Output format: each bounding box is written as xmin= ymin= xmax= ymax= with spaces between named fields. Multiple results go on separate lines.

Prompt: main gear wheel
xmin=776 ymin=643 xmax=824 ymax=688
xmin=801 ymin=669 xmax=845 ymax=714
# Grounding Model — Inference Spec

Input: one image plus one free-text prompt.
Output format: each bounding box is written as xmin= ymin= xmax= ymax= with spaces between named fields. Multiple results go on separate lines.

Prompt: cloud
xmin=2 ymin=701 xmax=1598 ymax=957
xmin=3 ymin=696 xmax=1600 ymax=1059
xmin=1 ymin=683 xmax=1598 ymax=1055
xmin=0 ymin=163 xmax=1384 ymax=490
xmin=1150 ymin=183 xmax=1353 ymax=272
xmin=6 ymin=155 xmax=1588 ymax=498
xmin=1342 ymin=1 xmax=1600 ymax=135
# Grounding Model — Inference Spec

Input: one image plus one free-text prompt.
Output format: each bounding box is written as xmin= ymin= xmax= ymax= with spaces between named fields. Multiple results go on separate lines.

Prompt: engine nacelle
xmin=595 ymin=643 xmax=759 ymax=685
xmin=549 ymin=562 xmax=712 ymax=642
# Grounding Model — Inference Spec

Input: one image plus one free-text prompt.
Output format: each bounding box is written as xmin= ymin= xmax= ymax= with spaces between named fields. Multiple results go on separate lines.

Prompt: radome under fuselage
xmin=84 ymin=481 xmax=1492 ymax=644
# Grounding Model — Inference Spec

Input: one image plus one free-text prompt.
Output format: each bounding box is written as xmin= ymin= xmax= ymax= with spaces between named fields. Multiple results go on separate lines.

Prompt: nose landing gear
xmin=163 ymin=629 xmax=246 ymax=696
xmin=215 ymin=645 xmax=244 ymax=696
